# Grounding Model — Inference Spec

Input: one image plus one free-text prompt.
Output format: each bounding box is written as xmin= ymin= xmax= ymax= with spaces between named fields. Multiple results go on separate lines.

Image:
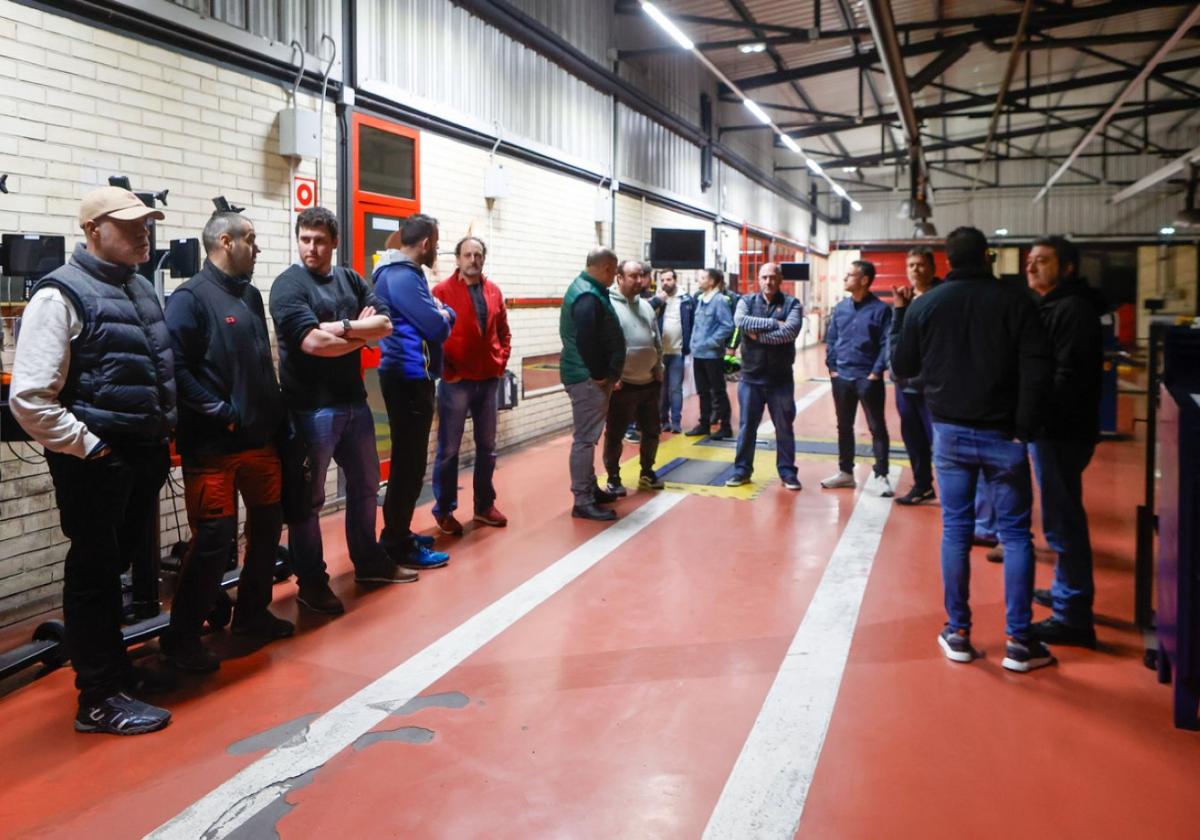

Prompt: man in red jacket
xmin=430 ymin=236 xmax=513 ymax=535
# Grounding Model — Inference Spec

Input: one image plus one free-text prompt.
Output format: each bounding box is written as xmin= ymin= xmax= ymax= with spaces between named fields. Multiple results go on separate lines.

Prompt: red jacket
xmin=431 ymin=270 xmax=512 ymax=382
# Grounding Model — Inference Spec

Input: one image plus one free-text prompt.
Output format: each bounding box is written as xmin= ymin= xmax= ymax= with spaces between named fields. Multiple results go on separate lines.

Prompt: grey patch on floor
xmin=223 ymin=768 xmax=319 ymax=840
xmin=656 ymin=458 xmax=731 ymax=485
xmin=367 ymin=691 xmax=470 ymax=715
xmin=227 ymin=713 xmax=320 ymax=755
xmin=352 ymin=726 xmax=435 ymax=751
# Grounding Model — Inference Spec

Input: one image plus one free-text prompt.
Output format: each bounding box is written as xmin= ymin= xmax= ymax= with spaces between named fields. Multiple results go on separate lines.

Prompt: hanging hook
xmin=319 ymin=34 xmax=337 ymax=82
xmin=288 ymin=39 xmax=305 ymax=104
xmin=489 ymin=120 xmax=503 ymax=158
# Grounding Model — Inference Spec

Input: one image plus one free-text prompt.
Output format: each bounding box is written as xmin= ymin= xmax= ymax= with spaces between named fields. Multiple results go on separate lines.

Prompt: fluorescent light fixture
xmin=842 ymin=166 xmax=858 ymax=173
xmin=1161 ymin=225 xmax=1177 ymax=235
xmin=780 ymin=134 xmax=801 ymax=154
xmin=994 ymin=228 xmax=1009 ymax=236
xmin=738 ymin=42 xmax=767 ymax=53
xmin=832 ymin=183 xmax=848 ymax=199
xmin=641 ymin=2 xmax=694 ymax=50
xmin=805 ymin=158 xmax=823 ymax=175
xmin=851 ymin=200 xmax=863 ymax=212
xmin=743 ymin=98 xmax=771 ymax=124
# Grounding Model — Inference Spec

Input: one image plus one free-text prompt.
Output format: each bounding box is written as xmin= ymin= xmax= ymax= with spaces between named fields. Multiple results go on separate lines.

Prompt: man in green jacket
xmin=560 ymin=248 xmax=625 ymax=520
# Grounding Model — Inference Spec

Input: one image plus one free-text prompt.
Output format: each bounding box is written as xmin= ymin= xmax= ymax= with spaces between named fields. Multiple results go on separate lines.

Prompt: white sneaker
xmin=820 ymin=471 xmax=856 ymax=489
xmin=873 ymin=474 xmax=894 ymax=498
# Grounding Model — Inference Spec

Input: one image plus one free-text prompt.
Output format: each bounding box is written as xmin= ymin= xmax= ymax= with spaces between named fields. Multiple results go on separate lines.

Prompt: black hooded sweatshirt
xmin=892 ymin=266 xmax=1053 ymax=441
xmin=1034 ymin=278 xmax=1106 ymax=442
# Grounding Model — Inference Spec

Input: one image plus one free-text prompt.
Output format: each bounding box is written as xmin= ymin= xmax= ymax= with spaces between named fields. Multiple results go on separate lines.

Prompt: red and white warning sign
xmin=294 ymin=176 xmax=317 ymax=210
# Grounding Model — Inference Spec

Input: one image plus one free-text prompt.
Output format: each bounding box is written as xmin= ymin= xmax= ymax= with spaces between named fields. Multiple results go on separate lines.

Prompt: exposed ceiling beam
xmin=1111 ymin=143 xmax=1200 ymax=203
xmin=1034 ymin=4 xmax=1200 ymax=203
xmin=910 ymin=42 xmax=974 ymax=93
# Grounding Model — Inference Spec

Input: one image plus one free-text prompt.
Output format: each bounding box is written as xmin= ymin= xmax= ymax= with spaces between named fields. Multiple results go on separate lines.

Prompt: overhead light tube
xmin=641 ymin=2 xmax=695 ymax=51
xmin=805 ymin=158 xmax=823 ymax=175
xmin=743 ymin=98 xmax=771 ymax=125
xmin=780 ymin=134 xmax=801 ymax=154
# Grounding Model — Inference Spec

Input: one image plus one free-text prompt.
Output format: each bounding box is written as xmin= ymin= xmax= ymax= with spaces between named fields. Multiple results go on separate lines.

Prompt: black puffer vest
xmin=740 ymin=290 xmax=799 ymax=385
xmin=35 ymin=244 xmax=177 ymax=445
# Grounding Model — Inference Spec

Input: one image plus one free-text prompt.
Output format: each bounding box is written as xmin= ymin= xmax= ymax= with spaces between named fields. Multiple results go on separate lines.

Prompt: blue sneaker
xmin=398 ymin=544 xmax=450 ymax=570
xmin=412 ymin=534 xmax=436 ymax=548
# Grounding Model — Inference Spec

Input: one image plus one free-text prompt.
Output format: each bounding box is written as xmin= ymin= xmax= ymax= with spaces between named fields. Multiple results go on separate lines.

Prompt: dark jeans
xmin=432 ymin=378 xmax=499 ymax=518
xmin=895 ymin=388 xmax=933 ymax=492
xmin=45 ymin=444 xmax=169 ymax=705
xmin=659 ymin=353 xmax=685 ymax=427
xmin=1032 ymin=438 xmax=1096 ymax=627
xmin=289 ymin=400 xmax=388 ymax=586
xmin=693 ymin=356 xmax=730 ymax=432
xmin=831 ymin=376 xmax=889 ymax=476
xmin=380 ymin=373 xmax=436 ymax=557
xmin=603 ymin=380 xmax=661 ymax=481
xmin=733 ymin=380 xmax=797 ymax=481
xmin=933 ymin=422 xmax=1035 ymax=639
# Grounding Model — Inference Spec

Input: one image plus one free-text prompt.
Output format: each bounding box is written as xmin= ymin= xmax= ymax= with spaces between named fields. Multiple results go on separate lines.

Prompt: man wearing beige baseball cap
xmin=10 ymin=185 xmax=179 ymax=735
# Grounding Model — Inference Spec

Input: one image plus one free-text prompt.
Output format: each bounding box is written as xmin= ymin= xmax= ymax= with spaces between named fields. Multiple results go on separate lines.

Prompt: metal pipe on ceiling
xmin=1033 ymin=3 xmax=1200 ymax=203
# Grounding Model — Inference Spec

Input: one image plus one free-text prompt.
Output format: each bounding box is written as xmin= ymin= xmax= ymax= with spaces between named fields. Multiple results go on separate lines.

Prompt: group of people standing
xmin=10 ymin=192 xmax=510 ymax=735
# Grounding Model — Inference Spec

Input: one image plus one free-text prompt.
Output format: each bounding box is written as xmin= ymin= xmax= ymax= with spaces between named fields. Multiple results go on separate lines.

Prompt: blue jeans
xmin=289 ymin=400 xmax=387 ymax=585
xmin=659 ymin=353 xmax=685 ymax=427
xmin=432 ymin=378 xmax=499 ymax=518
xmin=895 ymin=388 xmax=933 ymax=492
xmin=1032 ymin=438 xmax=1096 ymax=627
xmin=975 ymin=478 xmax=997 ymax=541
xmin=933 ymin=422 xmax=1035 ymax=639
xmin=733 ymin=380 xmax=797 ymax=481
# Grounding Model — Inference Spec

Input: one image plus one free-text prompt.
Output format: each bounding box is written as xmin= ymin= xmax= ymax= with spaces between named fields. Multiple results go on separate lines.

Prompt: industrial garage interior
xmin=1 ymin=1 xmax=1198 ymax=837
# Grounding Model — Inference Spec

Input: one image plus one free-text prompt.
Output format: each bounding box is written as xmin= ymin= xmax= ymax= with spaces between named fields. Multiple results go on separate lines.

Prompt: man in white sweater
xmin=602 ymin=260 xmax=665 ymax=496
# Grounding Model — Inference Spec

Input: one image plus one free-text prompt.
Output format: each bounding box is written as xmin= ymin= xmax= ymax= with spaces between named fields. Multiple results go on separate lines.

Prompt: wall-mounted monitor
xmin=1 ymin=234 xmax=65 ymax=280
xmin=780 ymin=261 xmax=810 ymax=281
xmin=649 ymin=228 xmax=705 ymax=269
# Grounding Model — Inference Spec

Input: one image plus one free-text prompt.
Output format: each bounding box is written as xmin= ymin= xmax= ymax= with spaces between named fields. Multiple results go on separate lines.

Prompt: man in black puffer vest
xmin=162 ymin=212 xmax=293 ymax=674
xmin=11 ymin=187 xmax=177 ymax=735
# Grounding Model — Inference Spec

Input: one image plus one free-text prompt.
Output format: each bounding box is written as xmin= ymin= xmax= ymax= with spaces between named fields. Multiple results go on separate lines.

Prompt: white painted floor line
xmin=702 ymin=465 xmax=902 ymax=840
xmin=146 ymin=492 xmax=688 ymax=840
xmin=758 ymin=381 xmax=831 ymax=434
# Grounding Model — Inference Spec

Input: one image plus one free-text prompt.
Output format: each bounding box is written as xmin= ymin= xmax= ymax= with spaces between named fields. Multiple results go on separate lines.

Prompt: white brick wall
xmin=0 ymin=1 xmax=335 ymax=625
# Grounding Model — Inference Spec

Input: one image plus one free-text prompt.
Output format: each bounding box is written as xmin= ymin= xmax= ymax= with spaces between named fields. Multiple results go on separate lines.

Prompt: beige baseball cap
xmin=78 ymin=186 xmax=165 ymax=228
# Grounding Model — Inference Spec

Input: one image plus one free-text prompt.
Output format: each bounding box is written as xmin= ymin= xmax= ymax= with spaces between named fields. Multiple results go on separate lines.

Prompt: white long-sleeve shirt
xmin=9 ymin=287 xmax=103 ymax=459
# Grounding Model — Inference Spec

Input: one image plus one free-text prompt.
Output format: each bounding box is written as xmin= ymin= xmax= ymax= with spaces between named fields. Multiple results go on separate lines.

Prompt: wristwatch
xmin=342 ymin=318 xmax=352 ymax=336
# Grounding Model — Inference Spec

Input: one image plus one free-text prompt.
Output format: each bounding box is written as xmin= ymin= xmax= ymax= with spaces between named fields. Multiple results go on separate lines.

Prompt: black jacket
xmin=1035 ymin=279 xmax=1105 ymax=441
xmin=165 ymin=260 xmax=284 ymax=457
xmin=891 ymin=266 xmax=1052 ymax=441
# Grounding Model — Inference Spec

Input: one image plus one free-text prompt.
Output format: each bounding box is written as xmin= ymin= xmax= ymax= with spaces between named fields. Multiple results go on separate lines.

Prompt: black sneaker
xmin=572 ymin=503 xmax=617 ymax=521
xmin=160 ymin=633 xmax=220 ymax=673
xmin=1001 ymin=637 xmax=1057 ymax=672
xmin=638 ymin=471 xmax=665 ymax=490
xmin=297 ymin=582 xmax=346 ymax=614
xmin=711 ymin=427 xmax=733 ymax=441
xmin=1031 ymin=617 xmax=1096 ymax=648
xmin=894 ymin=487 xmax=936 ymax=506
xmin=75 ymin=692 xmax=171 ymax=736
xmin=1033 ymin=587 xmax=1053 ymax=608
xmin=724 ymin=474 xmax=751 ymax=487
xmin=937 ymin=626 xmax=979 ymax=663
xmin=684 ymin=425 xmax=708 ymax=436
xmin=604 ymin=480 xmax=628 ymax=498
xmin=232 ymin=611 xmax=296 ymax=640
xmin=592 ymin=486 xmax=618 ymax=504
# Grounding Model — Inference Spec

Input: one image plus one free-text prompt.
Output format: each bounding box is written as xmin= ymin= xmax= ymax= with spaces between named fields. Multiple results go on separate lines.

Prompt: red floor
xmin=0 ymin=349 xmax=1195 ymax=839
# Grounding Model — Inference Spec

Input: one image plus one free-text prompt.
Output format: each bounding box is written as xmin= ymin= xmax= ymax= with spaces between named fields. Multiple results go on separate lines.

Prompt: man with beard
xmin=161 ymin=211 xmax=294 ymax=673
xmin=270 ymin=207 xmax=401 ymax=617
xmin=372 ymin=214 xmax=455 ymax=569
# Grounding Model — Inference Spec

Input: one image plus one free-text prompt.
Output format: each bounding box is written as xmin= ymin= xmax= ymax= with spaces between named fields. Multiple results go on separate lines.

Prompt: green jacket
xmin=559 ymin=271 xmax=625 ymax=385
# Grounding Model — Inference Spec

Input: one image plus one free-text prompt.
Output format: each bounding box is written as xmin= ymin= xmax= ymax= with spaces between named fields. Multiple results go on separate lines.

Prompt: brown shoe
xmin=296 ymin=583 xmax=346 ymax=614
xmin=435 ymin=513 xmax=464 ymax=536
xmin=985 ymin=546 xmax=1004 ymax=563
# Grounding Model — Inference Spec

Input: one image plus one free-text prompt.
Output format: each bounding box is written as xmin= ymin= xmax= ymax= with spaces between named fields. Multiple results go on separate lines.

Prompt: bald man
xmin=560 ymin=248 xmax=626 ymax=520
xmin=725 ymin=262 xmax=804 ymax=489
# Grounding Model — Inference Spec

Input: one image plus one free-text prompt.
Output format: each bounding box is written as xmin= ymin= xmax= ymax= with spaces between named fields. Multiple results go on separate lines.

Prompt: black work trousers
xmin=831 ymin=376 xmax=890 ymax=476
xmin=45 ymin=444 xmax=169 ymax=706
xmin=693 ymin=357 xmax=731 ymax=433
xmin=603 ymin=380 xmax=662 ymax=482
xmin=380 ymin=373 xmax=435 ymax=559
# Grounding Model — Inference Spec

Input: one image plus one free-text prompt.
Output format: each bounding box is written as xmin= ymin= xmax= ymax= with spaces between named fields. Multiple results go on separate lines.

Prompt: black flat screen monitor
xmin=2 ymin=234 xmax=65 ymax=279
xmin=649 ymin=228 xmax=705 ymax=269
xmin=780 ymin=261 xmax=810 ymax=281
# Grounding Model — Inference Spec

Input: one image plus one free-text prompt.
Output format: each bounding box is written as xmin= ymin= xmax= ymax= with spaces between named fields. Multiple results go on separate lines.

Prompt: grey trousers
xmin=565 ymin=378 xmax=613 ymax=505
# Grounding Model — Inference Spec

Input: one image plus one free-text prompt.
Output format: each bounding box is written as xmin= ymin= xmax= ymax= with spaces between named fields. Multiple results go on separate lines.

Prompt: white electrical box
xmin=593 ymin=194 xmax=610 ymax=224
xmin=279 ymin=108 xmax=320 ymax=159
xmin=483 ymin=163 xmax=510 ymax=200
